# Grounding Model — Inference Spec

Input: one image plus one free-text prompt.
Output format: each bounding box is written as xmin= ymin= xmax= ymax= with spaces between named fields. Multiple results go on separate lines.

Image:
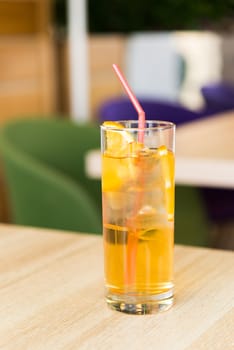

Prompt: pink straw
xmin=112 ymin=64 xmax=146 ymax=286
xmin=112 ymin=64 xmax=145 ymax=143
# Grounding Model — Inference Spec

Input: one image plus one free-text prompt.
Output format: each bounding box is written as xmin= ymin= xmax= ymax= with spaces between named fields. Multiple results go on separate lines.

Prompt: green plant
xmin=53 ymin=0 xmax=234 ymax=33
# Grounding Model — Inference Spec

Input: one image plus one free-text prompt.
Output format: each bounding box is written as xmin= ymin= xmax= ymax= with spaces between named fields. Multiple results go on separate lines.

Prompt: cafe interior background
xmin=0 ymin=0 xmax=233 ymax=250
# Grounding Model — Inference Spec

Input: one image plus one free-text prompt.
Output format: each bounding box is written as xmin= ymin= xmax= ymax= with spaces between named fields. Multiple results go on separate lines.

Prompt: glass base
xmin=106 ymin=290 xmax=174 ymax=315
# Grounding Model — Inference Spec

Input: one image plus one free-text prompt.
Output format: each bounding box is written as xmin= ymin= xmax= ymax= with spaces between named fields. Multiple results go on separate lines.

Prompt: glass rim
xmin=100 ymin=120 xmax=175 ymax=132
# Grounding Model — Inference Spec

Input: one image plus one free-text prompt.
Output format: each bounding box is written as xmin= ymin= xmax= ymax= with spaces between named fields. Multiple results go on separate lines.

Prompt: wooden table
xmin=0 ymin=224 xmax=233 ymax=349
xmin=176 ymin=111 xmax=234 ymax=189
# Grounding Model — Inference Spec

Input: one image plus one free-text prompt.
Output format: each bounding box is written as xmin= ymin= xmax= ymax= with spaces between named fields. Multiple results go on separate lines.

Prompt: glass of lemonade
xmin=100 ymin=120 xmax=175 ymax=315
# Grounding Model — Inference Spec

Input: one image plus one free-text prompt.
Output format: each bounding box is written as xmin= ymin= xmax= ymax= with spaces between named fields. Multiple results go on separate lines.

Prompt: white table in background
xmin=86 ymin=111 xmax=234 ymax=189
xmin=175 ymin=111 xmax=234 ymax=189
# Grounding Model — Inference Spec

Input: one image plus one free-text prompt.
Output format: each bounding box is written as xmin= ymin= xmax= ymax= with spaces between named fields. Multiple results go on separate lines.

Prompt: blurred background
xmin=0 ymin=0 xmax=233 ymax=248
xmin=0 ymin=0 xmax=233 ymax=122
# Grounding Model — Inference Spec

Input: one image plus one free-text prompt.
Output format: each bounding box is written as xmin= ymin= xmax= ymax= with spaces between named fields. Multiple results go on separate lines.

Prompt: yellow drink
xmin=101 ymin=121 xmax=175 ymax=314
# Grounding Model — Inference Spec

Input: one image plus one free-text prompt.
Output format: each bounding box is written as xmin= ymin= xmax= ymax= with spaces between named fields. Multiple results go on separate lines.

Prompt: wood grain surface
xmin=176 ymin=111 xmax=234 ymax=160
xmin=0 ymin=224 xmax=233 ymax=350
xmin=175 ymin=111 xmax=234 ymax=188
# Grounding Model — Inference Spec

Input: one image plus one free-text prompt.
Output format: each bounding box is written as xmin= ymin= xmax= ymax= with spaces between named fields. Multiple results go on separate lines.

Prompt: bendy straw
xmin=112 ymin=64 xmax=145 ymax=142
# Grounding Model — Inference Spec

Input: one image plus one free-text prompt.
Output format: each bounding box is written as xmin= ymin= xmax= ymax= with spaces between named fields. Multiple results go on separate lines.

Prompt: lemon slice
xmin=102 ymin=121 xmax=142 ymax=191
xmin=103 ymin=121 xmax=134 ymax=157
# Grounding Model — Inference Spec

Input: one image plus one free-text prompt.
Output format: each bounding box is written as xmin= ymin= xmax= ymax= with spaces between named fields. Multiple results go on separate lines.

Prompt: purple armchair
xmin=98 ymin=97 xmax=207 ymax=125
xmin=201 ymin=82 xmax=234 ymax=113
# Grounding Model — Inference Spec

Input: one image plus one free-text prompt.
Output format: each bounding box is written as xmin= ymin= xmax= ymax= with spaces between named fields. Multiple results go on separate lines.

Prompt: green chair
xmin=175 ymin=185 xmax=210 ymax=247
xmin=0 ymin=117 xmax=210 ymax=245
xmin=0 ymin=117 xmax=102 ymax=234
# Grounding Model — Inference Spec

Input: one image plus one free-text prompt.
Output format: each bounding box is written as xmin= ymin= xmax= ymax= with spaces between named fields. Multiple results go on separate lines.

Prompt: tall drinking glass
xmin=101 ymin=120 xmax=175 ymax=315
